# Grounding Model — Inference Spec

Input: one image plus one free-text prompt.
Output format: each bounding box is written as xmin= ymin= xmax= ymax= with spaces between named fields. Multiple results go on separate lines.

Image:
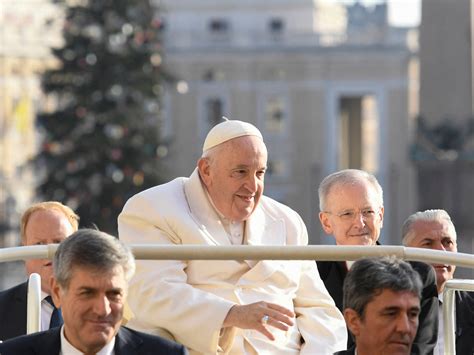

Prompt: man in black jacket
xmin=316 ymin=169 xmax=438 ymax=354
xmin=335 ymin=257 xmax=423 ymax=355
xmin=402 ymin=209 xmax=474 ymax=355
xmin=0 ymin=228 xmax=187 ymax=355
xmin=0 ymin=201 xmax=79 ymax=341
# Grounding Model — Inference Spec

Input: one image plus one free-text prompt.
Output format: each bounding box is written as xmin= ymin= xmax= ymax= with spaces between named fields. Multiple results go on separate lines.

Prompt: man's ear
xmin=319 ymin=212 xmax=333 ymax=235
xmin=197 ymin=158 xmax=211 ymax=187
xmin=379 ymin=206 xmax=385 ymax=228
xmin=344 ymin=308 xmax=362 ymax=337
xmin=50 ymin=277 xmax=62 ymax=308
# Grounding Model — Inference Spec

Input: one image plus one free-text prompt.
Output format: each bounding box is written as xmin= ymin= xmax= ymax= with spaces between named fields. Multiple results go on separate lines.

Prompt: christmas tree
xmin=35 ymin=0 xmax=167 ymax=234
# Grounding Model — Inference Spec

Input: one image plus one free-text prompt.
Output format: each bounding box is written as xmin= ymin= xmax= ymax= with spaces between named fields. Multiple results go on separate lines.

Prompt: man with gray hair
xmin=402 ymin=209 xmax=474 ymax=354
xmin=316 ymin=169 xmax=438 ymax=354
xmin=119 ymin=118 xmax=347 ymax=354
xmin=0 ymin=229 xmax=187 ymax=355
xmin=335 ymin=257 xmax=423 ymax=355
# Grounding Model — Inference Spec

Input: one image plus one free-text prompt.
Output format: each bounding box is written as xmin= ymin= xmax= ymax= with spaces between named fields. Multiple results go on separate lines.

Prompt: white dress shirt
xmin=59 ymin=325 xmax=116 ymax=355
xmin=41 ymin=291 xmax=54 ymax=331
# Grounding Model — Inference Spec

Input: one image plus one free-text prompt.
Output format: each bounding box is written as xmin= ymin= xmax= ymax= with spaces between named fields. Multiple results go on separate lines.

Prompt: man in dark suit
xmin=335 ymin=257 xmax=422 ymax=355
xmin=0 ymin=201 xmax=79 ymax=340
xmin=402 ymin=209 xmax=474 ymax=354
xmin=0 ymin=229 xmax=187 ymax=355
xmin=316 ymin=169 xmax=438 ymax=354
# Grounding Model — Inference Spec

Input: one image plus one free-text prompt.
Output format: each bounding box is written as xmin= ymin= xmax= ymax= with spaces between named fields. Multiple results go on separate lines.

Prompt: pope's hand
xmin=222 ymin=301 xmax=295 ymax=341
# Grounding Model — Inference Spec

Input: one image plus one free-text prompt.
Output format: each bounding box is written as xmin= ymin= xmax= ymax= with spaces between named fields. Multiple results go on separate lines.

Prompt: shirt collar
xmin=60 ymin=326 xmax=116 ymax=355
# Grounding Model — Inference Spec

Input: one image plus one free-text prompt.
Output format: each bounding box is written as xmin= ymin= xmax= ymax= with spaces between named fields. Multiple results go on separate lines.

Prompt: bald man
xmin=0 ymin=202 xmax=79 ymax=340
xmin=119 ymin=118 xmax=347 ymax=354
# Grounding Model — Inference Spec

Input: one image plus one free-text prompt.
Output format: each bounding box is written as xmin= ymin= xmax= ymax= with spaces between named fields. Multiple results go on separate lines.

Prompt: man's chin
xmin=345 ymin=235 xmax=375 ymax=246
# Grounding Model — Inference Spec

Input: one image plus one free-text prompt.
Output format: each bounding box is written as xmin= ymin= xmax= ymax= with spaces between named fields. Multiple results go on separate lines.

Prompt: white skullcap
xmin=203 ymin=117 xmax=263 ymax=152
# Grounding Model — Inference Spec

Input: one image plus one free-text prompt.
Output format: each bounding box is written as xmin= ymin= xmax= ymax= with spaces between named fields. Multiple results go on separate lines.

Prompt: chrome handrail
xmin=2 ymin=244 xmax=473 ymax=353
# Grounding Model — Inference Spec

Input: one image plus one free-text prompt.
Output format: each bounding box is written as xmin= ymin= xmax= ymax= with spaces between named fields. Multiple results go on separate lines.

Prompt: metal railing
xmin=26 ymin=273 xmax=41 ymax=334
xmin=3 ymin=244 xmax=474 ymax=354
xmin=443 ymin=279 xmax=474 ymax=354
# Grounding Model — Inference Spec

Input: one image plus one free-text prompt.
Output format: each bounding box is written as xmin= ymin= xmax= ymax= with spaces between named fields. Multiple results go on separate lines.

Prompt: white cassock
xmin=118 ymin=168 xmax=347 ymax=354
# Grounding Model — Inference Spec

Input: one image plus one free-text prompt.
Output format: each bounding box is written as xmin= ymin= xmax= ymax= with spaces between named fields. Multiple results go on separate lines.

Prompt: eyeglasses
xmin=324 ymin=208 xmax=379 ymax=222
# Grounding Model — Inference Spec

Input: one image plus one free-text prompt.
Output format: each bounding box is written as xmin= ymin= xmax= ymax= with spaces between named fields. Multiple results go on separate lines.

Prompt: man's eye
xmin=362 ymin=210 xmax=375 ymax=216
xmin=232 ymin=170 xmax=246 ymax=177
xmin=340 ymin=212 xmax=354 ymax=219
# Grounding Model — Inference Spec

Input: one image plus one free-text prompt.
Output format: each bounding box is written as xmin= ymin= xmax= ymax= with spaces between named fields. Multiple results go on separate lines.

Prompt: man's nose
xmin=93 ymin=295 xmax=111 ymax=316
xmin=352 ymin=212 xmax=366 ymax=227
xmin=395 ymin=314 xmax=412 ymax=333
xmin=245 ymin=174 xmax=258 ymax=192
xmin=433 ymin=241 xmax=446 ymax=251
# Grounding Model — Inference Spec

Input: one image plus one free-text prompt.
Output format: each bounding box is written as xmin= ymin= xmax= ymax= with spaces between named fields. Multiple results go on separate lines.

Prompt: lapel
xmin=33 ymin=328 xmax=61 ymax=355
xmin=184 ymin=168 xmax=232 ymax=246
xmin=16 ymin=281 xmax=29 ymax=333
xmin=244 ymin=201 xmax=283 ymax=246
xmin=114 ymin=327 xmax=141 ymax=355
xmin=240 ymin=199 xmax=287 ymax=276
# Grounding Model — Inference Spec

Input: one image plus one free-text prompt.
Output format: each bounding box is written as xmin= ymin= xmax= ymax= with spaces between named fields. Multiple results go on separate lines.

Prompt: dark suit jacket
xmin=334 ymin=346 xmax=355 ymax=355
xmin=0 ymin=281 xmax=28 ymax=341
xmin=317 ymin=259 xmax=439 ymax=355
xmin=0 ymin=326 xmax=187 ymax=355
xmin=455 ymin=290 xmax=474 ymax=354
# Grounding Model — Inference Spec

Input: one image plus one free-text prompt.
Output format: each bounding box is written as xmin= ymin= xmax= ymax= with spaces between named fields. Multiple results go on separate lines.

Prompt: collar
xmin=60 ymin=326 xmax=116 ymax=355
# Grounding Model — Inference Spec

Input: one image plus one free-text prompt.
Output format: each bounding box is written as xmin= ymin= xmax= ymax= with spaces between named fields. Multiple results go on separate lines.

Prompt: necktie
xmin=44 ymin=295 xmax=63 ymax=329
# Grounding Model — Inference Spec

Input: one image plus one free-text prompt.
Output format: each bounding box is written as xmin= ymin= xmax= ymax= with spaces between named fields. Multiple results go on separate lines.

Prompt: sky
xmin=387 ymin=0 xmax=421 ymax=27
xmin=338 ymin=0 xmax=422 ymax=27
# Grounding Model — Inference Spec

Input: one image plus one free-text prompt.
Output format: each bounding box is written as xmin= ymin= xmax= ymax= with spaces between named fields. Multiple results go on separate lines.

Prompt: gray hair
xmin=343 ymin=257 xmax=422 ymax=319
xmin=53 ymin=229 xmax=135 ymax=288
xmin=402 ymin=209 xmax=457 ymax=246
xmin=318 ymin=169 xmax=383 ymax=211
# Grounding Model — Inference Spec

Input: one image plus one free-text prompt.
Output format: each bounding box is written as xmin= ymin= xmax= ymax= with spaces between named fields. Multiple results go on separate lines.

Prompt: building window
xmin=265 ymin=96 xmax=286 ymax=133
xmin=205 ymin=97 xmax=224 ymax=128
xmin=209 ymin=19 xmax=229 ymax=33
xmin=338 ymin=95 xmax=379 ymax=172
xmin=269 ymin=18 xmax=284 ymax=33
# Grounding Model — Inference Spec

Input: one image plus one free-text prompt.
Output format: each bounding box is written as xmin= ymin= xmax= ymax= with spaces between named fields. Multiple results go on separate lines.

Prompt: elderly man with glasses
xmin=316 ymin=169 xmax=439 ymax=355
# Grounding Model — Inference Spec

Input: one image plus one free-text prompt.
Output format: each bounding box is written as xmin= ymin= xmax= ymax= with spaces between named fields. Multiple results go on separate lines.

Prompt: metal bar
xmin=443 ymin=279 xmax=474 ymax=355
xmin=26 ymin=273 xmax=41 ymax=334
xmin=1 ymin=245 xmax=474 ymax=267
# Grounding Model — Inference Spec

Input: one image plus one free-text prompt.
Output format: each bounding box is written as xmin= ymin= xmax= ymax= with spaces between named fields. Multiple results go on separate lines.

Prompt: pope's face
xmin=319 ymin=180 xmax=384 ymax=246
xmin=24 ymin=209 xmax=75 ymax=294
xmin=199 ymin=135 xmax=267 ymax=222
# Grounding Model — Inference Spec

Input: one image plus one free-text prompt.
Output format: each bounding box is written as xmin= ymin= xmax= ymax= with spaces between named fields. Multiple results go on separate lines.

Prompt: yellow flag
xmin=13 ymin=97 xmax=32 ymax=133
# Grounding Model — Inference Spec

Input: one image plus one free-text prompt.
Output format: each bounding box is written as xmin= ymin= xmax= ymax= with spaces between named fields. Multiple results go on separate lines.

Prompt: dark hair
xmin=343 ymin=256 xmax=422 ymax=318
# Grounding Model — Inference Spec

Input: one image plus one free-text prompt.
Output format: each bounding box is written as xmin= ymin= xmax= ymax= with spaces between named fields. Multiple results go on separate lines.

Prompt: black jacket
xmin=454 ymin=290 xmax=474 ymax=354
xmin=0 ymin=281 xmax=28 ymax=341
xmin=0 ymin=326 xmax=187 ymax=355
xmin=317 ymin=259 xmax=438 ymax=355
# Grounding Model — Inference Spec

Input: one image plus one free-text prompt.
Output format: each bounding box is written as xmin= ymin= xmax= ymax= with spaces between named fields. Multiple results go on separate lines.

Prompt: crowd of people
xmin=0 ymin=118 xmax=472 ymax=355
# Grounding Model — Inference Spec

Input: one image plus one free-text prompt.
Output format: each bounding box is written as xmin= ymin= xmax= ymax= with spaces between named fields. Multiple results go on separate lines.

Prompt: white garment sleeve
xmin=118 ymin=206 xmax=236 ymax=354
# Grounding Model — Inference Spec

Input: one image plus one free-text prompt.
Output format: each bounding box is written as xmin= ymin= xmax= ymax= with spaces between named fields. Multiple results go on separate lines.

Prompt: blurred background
xmin=2 ymin=0 xmax=473 ymax=288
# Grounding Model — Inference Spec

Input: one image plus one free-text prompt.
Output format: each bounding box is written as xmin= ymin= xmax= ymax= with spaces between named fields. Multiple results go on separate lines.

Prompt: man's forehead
xmin=370 ymin=289 xmax=420 ymax=309
xmin=411 ymin=220 xmax=455 ymax=240
xmin=327 ymin=181 xmax=380 ymax=206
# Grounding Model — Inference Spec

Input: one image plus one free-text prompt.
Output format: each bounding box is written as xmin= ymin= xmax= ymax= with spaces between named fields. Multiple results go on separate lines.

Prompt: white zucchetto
xmin=202 ymin=117 xmax=263 ymax=152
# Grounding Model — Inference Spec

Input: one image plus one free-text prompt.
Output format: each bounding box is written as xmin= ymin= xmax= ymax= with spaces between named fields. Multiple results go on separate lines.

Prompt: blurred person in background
xmin=316 ymin=169 xmax=438 ymax=354
xmin=119 ymin=118 xmax=347 ymax=354
xmin=402 ymin=209 xmax=474 ymax=355
xmin=0 ymin=201 xmax=79 ymax=340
